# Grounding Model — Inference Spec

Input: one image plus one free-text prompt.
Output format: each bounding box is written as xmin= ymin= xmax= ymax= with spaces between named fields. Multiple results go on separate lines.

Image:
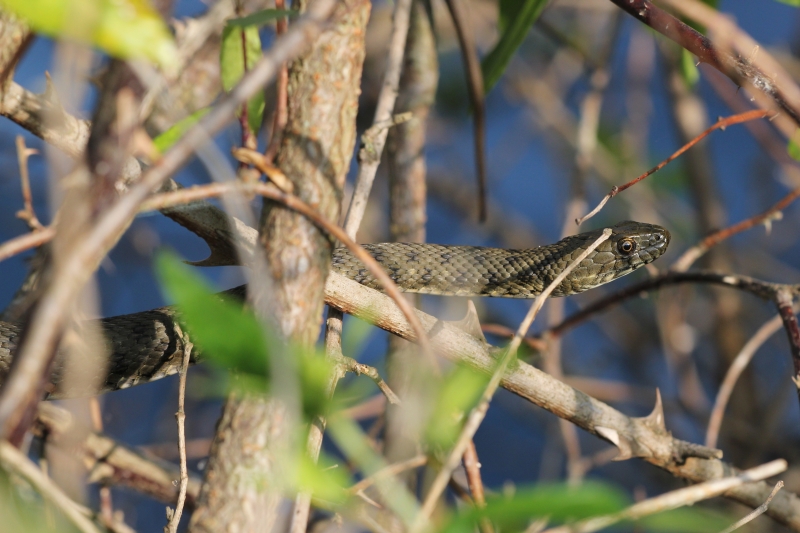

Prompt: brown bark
xmin=188 ymin=1 xmax=370 ymax=531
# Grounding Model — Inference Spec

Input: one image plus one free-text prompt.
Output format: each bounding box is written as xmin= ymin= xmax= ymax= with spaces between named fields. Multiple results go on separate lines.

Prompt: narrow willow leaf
xmin=498 ymin=0 xmax=524 ymax=33
xmin=788 ymin=129 xmax=800 ymax=161
xmin=440 ymin=482 xmax=628 ymax=533
xmin=482 ymin=0 xmax=548 ymax=93
xmin=680 ymin=49 xmax=699 ymax=86
xmin=220 ymin=24 xmax=265 ymax=135
xmin=0 ymin=0 xmax=176 ymax=68
xmin=153 ymin=108 xmax=210 ymax=153
xmin=227 ymin=8 xmax=294 ymax=27
xmin=640 ymin=506 xmax=731 ymax=532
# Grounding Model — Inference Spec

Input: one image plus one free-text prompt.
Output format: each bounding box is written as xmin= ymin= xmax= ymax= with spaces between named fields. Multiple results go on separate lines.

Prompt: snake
xmin=0 ymin=220 xmax=669 ymax=398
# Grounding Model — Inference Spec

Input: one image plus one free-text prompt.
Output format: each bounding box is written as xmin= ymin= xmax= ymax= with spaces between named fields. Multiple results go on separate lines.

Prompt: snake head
xmin=594 ymin=219 xmax=670 ymax=280
xmin=557 ymin=220 xmax=670 ymax=296
xmin=608 ymin=220 xmax=671 ymax=268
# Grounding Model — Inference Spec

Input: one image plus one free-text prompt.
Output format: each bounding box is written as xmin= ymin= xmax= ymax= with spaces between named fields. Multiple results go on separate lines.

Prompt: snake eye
xmin=618 ymin=239 xmax=636 ymax=255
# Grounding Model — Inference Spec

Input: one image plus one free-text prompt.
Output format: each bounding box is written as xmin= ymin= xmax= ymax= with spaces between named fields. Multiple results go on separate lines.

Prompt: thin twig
xmin=15 ymin=135 xmax=42 ymax=230
xmin=576 ymin=110 xmax=770 ymax=225
xmin=164 ymin=335 xmax=193 ymax=533
xmin=550 ymin=271 xmax=800 ymax=337
xmin=463 ymin=440 xmax=494 ymax=533
xmin=0 ymin=225 xmax=55 ymax=263
xmin=444 ymin=0 xmax=486 ymax=221
xmin=141 ymin=180 xmax=435 ymax=362
xmin=264 ymin=0 xmax=289 ymax=163
xmin=0 ymin=441 xmax=103 ymax=533
xmin=412 ymin=229 xmax=613 ymax=533
xmin=673 ymin=185 xmax=800 ymax=271
xmin=347 ymin=455 xmax=427 ymax=495
xmin=542 ymin=459 xmax=787 ymax=533
xmin=340 ymin=356 xmax=401 ymax=405
xmin=717 ymin=481 xmax=784 ymax=533
xmin=775 ymin=289 xmax=800 ymax=406
xmin=480 ymin=323 xmax=547 ymax=352
xmin=706 ymin=313 xmax=785 ymax=448
xmin=343 ymin=0 xmax=413 ymax=237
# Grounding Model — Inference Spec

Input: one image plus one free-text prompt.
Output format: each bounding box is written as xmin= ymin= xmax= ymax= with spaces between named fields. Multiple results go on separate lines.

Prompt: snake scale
xmin=0 ymin=221 xmax=669 ymax=398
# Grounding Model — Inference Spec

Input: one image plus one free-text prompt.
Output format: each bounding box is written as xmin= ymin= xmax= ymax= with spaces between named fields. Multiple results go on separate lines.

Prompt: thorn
xmin=43 ymin=72 xmax=63 ymax=109
xmin=596 ymin=426 xmax=633 ymax=461
xmin=639 ymin=388 xmax=667 ymax=433
xmin=448 ymin=300 xmax=487 ymax=344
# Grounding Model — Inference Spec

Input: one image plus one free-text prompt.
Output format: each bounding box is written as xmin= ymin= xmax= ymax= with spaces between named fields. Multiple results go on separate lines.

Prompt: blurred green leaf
xmin=228 ymin=8 xmax=295 ymax=27
xmin=153 ymin=108 xmax=210 ymax=153
xmin=0 ymin=470 xmax=78 ymax=533
xmin=342 ymin=315 xmax=375 ymax=359
xmin=156 ymin=252 xmax=271 ymax=378
xmin=680 ymin=49 xmax=699 ymax=86
xmin=296 ymin=451 xmax=350 ymax=506
xmin=425 ymin=364 xmax=488 ymax=448
xmin=640 ymin=506 xmax=732 ymax=532
xmin=482 ymin=0 xmax=548 ymax=93
xmin=498 ymin=0 xmax=524 ymax=33
xmin=441 ymin=482 xmax=628 ymax=533
xmin=221 ymin=24 xmax=265 ymax=135
xmin=775 ymin=0 xmax=800 ymax=6
xmin=155 ymin=252 xmax=334 ymax=418
xmin=789 ymin=129 xmax=800 ymax=161
xmin=0 ymin=0 xmax=176 ymax=68
xmin=328 ymin=416 xmax=420 ymax=524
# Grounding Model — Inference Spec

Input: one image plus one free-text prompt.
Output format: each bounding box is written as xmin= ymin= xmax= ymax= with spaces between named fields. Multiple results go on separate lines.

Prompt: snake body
xmin=0 ymin=221 xmax=669 ymax=397
xmin=333 ymin=221 xmax=669 ymax=298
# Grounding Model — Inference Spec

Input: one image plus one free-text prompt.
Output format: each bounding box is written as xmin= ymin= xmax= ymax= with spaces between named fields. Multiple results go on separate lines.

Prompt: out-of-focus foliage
xmin=440 ymin=482 xmax=627 ymax=533
xmin=483 ymin=0 xmax=548 ymax=92
xmin=220 ymin=24 xmax=265 ymax=136
xmin=440 ymin=482 xmax=731 ymax=533
xmin=775 ymin=0 xmax=800 ymax=6
xmin=680 ymin=49 xmax=700 ymax=86
xmin=425 ymin=363 xmax=488 ymax=448
xmin=153 ymin=108 xmax=210 ymax=153
xmin=0 ymin=471 xmax=77 ymax=533
xmin=0 ymin=0 xmax=176 ymax=67
xmin=155 ymin=252 xmax=333 ymax=420
xmin=789 ymin=129 xmax=800 ymax=161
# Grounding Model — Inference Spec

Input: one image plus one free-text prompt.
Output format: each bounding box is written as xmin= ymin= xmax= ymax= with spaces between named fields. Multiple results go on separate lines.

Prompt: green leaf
xmin=640 ymin=506 xmax=731 ymax=532
xmin=296 ymin=451 xmax=350 ymax=506
xmin=0 ymin=0 xmax=176 ymax=68
xmin=425 ymin=364 xmax=488 ymax=448
xmin=155 ymin=252 xmax=334 ymax=418
xmin=789 ymin=129 xmax=800 ymax=161
xmin=220 ymin=24 xmax=264 ymax=135
xmin=155 ymin=252 xmax=271 ymax=380
xmin=498 ymin=0 xmax=524 ymax=33
xmin=482 ymin=0 xmax=548 ymax=93
xmin=227 ymin=8 xmax=295 ymax=27
xmin=775 ymin=0 xmax=800 ymax=6
xmin=441 ymin=482 xmax=628 ymax=533
xmin=153 ymin=108 xmax=210 ymax=153
xmin=680 ymin=49 xmax=699 ymax=86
